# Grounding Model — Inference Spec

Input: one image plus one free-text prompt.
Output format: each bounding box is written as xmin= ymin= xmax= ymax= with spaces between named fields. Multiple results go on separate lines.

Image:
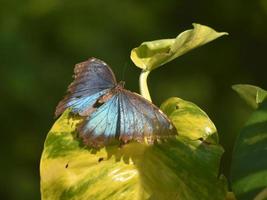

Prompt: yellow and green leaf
xmin=231 ymin=99 xmax=267 ymax=200
xmin=160 ymin=97 xmax=219 ymax=143
xmin=131 ymin=23 xmax=228 ymax=71
xmin=232 ymin=84 xmax=267 ymax=109
xmin=40 ymin=98 xmax=227 ymax=200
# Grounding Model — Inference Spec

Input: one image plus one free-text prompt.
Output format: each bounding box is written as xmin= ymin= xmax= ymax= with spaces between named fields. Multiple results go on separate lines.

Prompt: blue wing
xmin=78 ymin=94 xmax=120 ymax=147
xmin=78 ymin=89 xmax=176 ymax=147
xmin=55 ymin=58 xmax=117 ymax=117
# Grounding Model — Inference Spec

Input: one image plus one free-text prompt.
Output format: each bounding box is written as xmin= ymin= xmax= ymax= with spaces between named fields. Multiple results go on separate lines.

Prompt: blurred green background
xmin=1 ymin=0 xmax=267 ymax=199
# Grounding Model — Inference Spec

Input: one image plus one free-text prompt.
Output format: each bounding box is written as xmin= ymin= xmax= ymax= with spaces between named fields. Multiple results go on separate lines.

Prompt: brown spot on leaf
xmin=199 ymin=138 xmax=212 ymax=145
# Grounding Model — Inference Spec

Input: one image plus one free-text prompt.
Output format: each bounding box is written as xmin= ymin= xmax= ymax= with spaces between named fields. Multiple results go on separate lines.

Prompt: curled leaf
xmin=232 ymin=84 xmax=267 ymax=109
xmin=131 ymin=23 xmax=228 ymax=71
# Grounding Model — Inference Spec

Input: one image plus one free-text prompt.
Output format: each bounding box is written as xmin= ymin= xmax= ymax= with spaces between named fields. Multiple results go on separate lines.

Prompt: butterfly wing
xmin=55 ymin=58 xmax=117 ymax=117
xmin=78 ymin=94 xmax=120 ymax=147
xmin=118 ymin=90 xmax=176 ymax=143
xmin=78 ymin=89 xmax=176 ymax=147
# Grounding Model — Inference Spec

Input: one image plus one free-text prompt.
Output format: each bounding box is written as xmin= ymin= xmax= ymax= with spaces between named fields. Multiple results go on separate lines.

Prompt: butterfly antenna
xmin=121 ymin=60 xmax=129 ymax=82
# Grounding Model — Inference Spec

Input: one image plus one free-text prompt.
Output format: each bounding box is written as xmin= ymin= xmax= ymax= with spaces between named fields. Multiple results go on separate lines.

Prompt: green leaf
xmin=231 ymin=101 xmax=267 ymax=200
xmin=232 ymin=84 xmax=267 ymax=109
xmin=40 ymin=101 xmax=227 ymax=200
xmin=40 ymin=110 xmax=145 ymax=200
xmin=225 ymin=192 xmax=237 ymax=200
xmin=160 ymin=97 xmax=219 ymax=144
xmin=131 ymin=23 xmax=228 ymax=71
xmin=137 ymin=137 xmax=227 ymax=200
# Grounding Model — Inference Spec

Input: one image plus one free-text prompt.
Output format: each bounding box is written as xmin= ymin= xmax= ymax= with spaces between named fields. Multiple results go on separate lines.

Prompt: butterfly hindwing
xmin=55 ymin=58 xmax=117 ymax=117
xmin=118 ymin=90 xmax=176 ymax=142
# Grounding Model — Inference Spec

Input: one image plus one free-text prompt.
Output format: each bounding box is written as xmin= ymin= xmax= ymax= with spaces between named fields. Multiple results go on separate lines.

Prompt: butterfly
xmin=55 ymin=58 xmax=177 ymax=147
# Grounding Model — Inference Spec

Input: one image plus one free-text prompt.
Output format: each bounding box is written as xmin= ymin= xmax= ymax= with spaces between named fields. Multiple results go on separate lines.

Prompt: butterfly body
xmin=94 ymin=81 xmax=125 ymax=106
xmin=56 ymin=58 xmax=177 ymax=147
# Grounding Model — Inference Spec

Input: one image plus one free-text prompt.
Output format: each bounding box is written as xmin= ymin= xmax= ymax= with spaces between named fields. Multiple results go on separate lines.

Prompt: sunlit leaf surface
xmin=130 ymin=23 xmax=228 ymax=71
xmin=160 ymin=97 xmax=219 ymax=144
xmin=40 ymin=98 xmax=227 ymax=200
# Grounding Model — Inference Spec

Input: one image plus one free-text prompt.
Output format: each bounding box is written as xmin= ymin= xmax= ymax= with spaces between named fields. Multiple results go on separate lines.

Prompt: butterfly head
xmin=116 ymin=81 xmax=125 ymax=91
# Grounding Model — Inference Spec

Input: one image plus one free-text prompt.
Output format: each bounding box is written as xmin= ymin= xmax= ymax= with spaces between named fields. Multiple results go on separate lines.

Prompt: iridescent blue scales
xmin=55 ymin=58 xmax=177 ymax=147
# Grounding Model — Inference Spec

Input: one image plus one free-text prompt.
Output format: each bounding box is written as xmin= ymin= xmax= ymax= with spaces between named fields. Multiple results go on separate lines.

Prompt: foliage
xmin=40 ymin=24 xmax=230 ymax=200
xmin=231 ymin=84 xmax=267 ymax=200
xmin=132 ymin=24 xmax=227 ymax=101
xmin=232 ymin=85 xmax=267 ymax=109
xmin=160 ymin=97 xmax=218 ymax=143
xmin=39 ymin=24 xmax=267 ymax=200
xmin=131 ymin=23 xmax=227 ymax=71
xmin=3 ymin=1 xmax=267 ymax=199
xmin=40 ymin=100 xmax=227 ymax=200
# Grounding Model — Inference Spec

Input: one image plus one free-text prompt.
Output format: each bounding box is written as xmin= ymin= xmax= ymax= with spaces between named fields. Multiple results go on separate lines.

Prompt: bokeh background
xmin=1 ymin=0 xmax=267 ymax=199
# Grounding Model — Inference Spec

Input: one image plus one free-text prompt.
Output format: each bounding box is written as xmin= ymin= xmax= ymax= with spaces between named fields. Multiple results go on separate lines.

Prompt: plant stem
xmin=139 ymin=70 xmax=152 ymax=102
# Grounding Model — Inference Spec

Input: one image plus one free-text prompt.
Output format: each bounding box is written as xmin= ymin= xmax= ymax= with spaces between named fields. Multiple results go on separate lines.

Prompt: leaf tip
xmin=231 ymin=84 xmax=267 ymax=109
xmin=192 ymin=23 xmax=229 ymax=36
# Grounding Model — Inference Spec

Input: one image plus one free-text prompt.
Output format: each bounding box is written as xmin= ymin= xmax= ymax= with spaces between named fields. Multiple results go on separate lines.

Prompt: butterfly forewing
xmin=78 ymin=94 xmax=120 ymax=147
xmin=55 ymin=58 xmax=117 ymax=117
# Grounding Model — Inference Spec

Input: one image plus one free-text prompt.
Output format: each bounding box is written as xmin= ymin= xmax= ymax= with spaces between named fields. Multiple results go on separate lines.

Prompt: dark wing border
xmin=55 ymin=58 xmax=117 ymax=117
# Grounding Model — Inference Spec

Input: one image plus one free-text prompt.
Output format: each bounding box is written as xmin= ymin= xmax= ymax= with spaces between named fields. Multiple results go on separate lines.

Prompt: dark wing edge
xmin=118 ymin=90 xmax=177 ymax=144
xmin=55 ymin=58 xmax=117 ymax=117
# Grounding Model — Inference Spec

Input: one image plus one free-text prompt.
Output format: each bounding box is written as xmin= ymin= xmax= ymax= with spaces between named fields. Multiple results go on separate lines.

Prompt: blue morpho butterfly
xmin=55 ymin=58 xmax=177 ymax=147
